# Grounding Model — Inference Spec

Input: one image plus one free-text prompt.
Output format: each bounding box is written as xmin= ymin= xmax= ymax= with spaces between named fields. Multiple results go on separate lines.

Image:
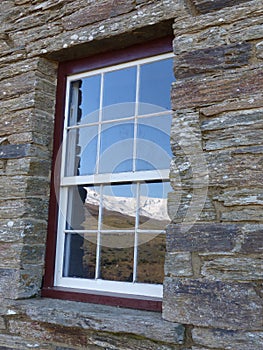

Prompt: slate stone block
xmin=0 ymin=144 xmax=31 ymax=160
xmin=192 ymin=327 xmax=263 ymax=349
xmin=163 ymin=277 xmax=263 ymax=330
xmin=174 ymin=42 xmax=251 ymax=78
xmin=166 ymin=223 xmax=238 ymax=252
xmin=172 ymin=68 xmax=263 ymax=109
xmin=191 ymin=0 xmax=252 ymax=14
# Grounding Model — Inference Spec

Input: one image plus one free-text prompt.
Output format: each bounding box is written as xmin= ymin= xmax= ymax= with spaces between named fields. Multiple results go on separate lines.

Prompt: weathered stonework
xmin=0 ymin=0 xmax=262 ymax=349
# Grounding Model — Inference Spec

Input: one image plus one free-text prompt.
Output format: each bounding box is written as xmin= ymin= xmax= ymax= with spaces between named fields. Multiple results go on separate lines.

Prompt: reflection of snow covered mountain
xmin=85 ymin=188 xmax=169 ymax=222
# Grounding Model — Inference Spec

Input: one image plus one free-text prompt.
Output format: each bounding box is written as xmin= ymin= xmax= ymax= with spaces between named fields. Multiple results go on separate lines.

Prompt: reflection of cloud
xmin=84 ymin=187 xmax=170 ymax=222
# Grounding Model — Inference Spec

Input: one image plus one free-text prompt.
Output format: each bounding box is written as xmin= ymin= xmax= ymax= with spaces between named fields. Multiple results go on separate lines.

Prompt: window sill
xmin=7 ymin=298 xmax=185 ymax=346
xmin=42 ymin=286 xmax=162 ymax=311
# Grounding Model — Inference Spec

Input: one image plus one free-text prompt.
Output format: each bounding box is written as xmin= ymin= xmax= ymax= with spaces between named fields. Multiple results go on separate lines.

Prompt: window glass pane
xmin=79 ymin=75 xmax=101 ymax=124
xmin=139 ymin=182 xmax=171 ymax=230
xmin=65 ymin=126 xmax=98 ymax=176
xmin=82 ymin=233 xmax=97 ymax=278
xmin=68 ymin=81 xmax=81 ymax=127
xmin=64 ymin=128 xmax=80 ymax=177
xmin=136 ymin=115 xmax=172 ymax=171
xmin=102 ymin=67 xmax=136 ymax=120
xmin=102 ymin=184 xmax=136 ymax=230
xmin=100 ymin=233 xmax=134 ymax=281
xmin=83 ymin=185 xmax=100 ymax=230
xmin=63 ymin=233 xmax=97 ymax=279
xmin=136 ymin=233 xmax=165 ymax=284
xmin=139 ymin=58 xmax=173 ymax=114
xmin=99 ymin=122 xmax=134 ymax=173
xmin=65 ymin=186 xmax=87 ymax=230
xmin=65 ymin=185 xmax=99 ymax=231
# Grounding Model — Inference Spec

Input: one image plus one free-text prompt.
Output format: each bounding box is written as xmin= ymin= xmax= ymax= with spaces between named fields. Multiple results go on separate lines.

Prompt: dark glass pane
xmin=139 ymin=182 xmax=171 ymax=230
xmin=65 ymin=185 xmax=99 ymax=231
xmin=63 ymin=233 xmax=96 ymax=279
xmin=65 ymin=126 xmax=98 ymax=176
xmin=65 ymin=186 xmax=87 ymax=230
xmin=82 ymin=233 xmax=97 ymax=278
xmin=68 ymin=81 xmax=81 ymax=127
xmin=139 ymin=58 xmax=173 ymax=114
xmin=136 ymin=115 xmax=172 ymax=171
xmin=83 ymin=185 xmax=100 ymax=230
xmin=99 ymin=122 xmax=134 ymax=173
xmin=64 ymin=128 xmax=80 ymax=177
xmin=100 ymin=233 xmax=134 ymax=281
xmin=102 ymin=67 xmax=136 ymax=120
xmin=136 ymin=233 xmax=165 ymax=284
xmin=102 ymin=184 xmax=136 ymax=231
xmin=79 ymin=75 xmax=101 ymax=124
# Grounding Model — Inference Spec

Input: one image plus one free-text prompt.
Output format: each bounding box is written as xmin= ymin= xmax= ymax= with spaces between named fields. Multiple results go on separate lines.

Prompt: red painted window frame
xmin=42 ymin=36 xmax=173 ymax=312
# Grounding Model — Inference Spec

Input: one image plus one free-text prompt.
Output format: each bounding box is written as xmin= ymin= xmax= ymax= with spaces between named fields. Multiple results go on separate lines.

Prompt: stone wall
xmin=0 ymin=0 xmax=262 ymax=349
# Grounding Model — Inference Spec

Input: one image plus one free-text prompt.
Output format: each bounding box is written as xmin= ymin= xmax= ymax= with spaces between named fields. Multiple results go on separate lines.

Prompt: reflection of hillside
xmin=82 ymin=233 xmax=165 ymax=284
xmin=83 ymin=202 xmax=169 ymax=230
xmin=81 ymin=188 xmax=168 ymax=284
xmin=83 ymin=188 xmax=170 ymax=230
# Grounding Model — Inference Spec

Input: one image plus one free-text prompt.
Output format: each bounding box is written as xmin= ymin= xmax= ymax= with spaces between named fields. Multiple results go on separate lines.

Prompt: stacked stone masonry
xmin=0 ymin=0 xmax=262 ymax=349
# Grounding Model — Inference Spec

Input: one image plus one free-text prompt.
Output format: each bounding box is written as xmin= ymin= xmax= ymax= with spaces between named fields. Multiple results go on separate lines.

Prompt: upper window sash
xmin=60 ymin=52 xmax=174 ymax=181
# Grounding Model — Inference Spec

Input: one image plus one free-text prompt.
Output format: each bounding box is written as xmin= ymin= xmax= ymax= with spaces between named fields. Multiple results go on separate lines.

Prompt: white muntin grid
xmin=54 ymin=52 xmax=173 ymax=298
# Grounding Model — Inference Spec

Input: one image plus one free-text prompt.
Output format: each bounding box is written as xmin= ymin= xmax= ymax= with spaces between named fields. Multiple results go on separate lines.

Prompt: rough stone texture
xmin=174 ymin=42 xmax=252 ymax=78
xmin=163 ymin=278 xmax=263 ymax=330
xmin=200 ymin=254 xmax=263 ymax=281
xmin=166 ymin=223 xmax=239 ymax=252
xmin=165 ymin=252 xmax=193 ymax=277
xmin=192 ymin=327 xmax=263 ymax=350
xmin=172 ymin=67 xmax=263 ymax=110
xmin=239 ymin=224 xmax=263 ymax=253
xmin=191 ymin=0 xmax=253 ymax=14
xmin=0 ymin=298 xmax=185 ymax=349
xmin=8 ymin=298 xmax=185 ymax=345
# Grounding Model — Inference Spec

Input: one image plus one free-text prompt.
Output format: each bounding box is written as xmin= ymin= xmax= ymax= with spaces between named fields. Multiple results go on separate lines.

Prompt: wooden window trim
xmin=42 ymin=36 xmax=173 ymax=312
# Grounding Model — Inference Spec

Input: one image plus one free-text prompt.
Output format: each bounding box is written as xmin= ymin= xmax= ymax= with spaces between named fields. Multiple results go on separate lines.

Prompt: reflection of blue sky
xmin=76 ymin=57 xmax=173 ymax=123
xmin=140 ymin=181 xmax=172 ymax=199
xmin=99 ymin=122 xmax=134 ymax=173
xmin=104 ymin=183 xmax=136 ymax=198
xmin=139 ymin=58 xmax=174 ymax=113
xmin=136 ymin=115 xmax=172 ymax=170
xmin=80 ymin=75 xmax=100 ymax=123
xmin=103 ymin=181 xmax=172 ymax=200
xmin=76 ymin=115 xmax=171 ymax=175
xmin=78 ymin=126 xmax=98 ymax=175
xmin=69 ymin=56 xmax=173 ymax=181
xmin=103 ymin=67 xmax=136 ymax=120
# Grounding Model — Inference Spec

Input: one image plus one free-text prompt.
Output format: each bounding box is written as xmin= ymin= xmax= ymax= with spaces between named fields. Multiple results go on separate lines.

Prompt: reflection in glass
xmin=139 ymin=58 xmax=173 ymax=113
xmin=100 ymin=233 xmax=134 ymax=281
xmin=82 ymin=233 xmax=97 ymax=278
xmin=139 ymin=182 xmax=171 ymax=230
xmin=66 ymin=186 xmax=87 ymax=230
xmin=136 ymin=233 xmax=166 ymax=284
xmin=102 ymin=184 xmax=136 ymax=231
xmin=68 ymin=81 xmax=81 ymax=127
xmin=136 ymin=115 xmax=172 ymax=171
xmin=83 ymin=185 xmax=100 ymax=231
xmin=63 ymin=233 xmax=96 ymax=279
xmin=65 ymin=126 xmax=98 ymax=176
xmin=103 ymin=67 xmax=136 ymax=120
xmin=79 ymin=75 xmax=101 ymax=124
xmin=65 ymin=128 xmax=79 ymax=177
xmin=99 ymin=122 xmax=134 ymax=173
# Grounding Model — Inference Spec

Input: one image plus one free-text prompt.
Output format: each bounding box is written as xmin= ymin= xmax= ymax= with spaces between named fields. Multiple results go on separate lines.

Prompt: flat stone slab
xmin=8 ymin=298 xmax=185 ymax=345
